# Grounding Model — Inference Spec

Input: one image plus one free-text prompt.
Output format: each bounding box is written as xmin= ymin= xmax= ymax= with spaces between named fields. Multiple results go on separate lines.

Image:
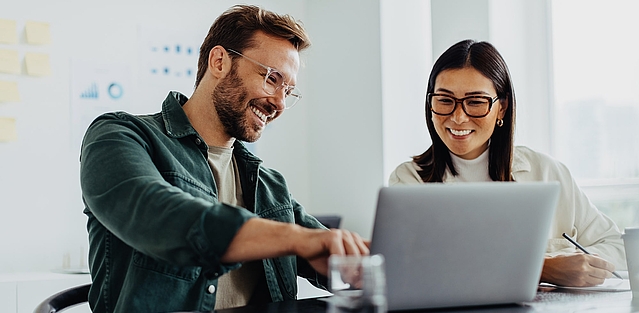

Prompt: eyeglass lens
xmin=263 ymin=68 xmax=301 ymax=109
xmin=430 ymin=95 xmax=491 ymax=117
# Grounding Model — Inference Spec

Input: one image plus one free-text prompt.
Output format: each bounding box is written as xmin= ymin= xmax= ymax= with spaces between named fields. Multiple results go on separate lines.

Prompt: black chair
xmin=33 ymin=283 xmax=91 ymax=313
xmin=313 ymin=214 xmax=342 ymax=229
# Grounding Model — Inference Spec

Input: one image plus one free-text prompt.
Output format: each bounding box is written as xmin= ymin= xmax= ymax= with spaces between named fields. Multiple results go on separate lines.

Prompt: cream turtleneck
xmin=449 ymin=148 xmax=491 ymax=182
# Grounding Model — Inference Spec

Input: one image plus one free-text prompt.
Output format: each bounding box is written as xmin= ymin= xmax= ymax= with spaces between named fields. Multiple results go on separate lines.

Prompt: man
xmin=80 ymin=5 xmax=368 ymax=313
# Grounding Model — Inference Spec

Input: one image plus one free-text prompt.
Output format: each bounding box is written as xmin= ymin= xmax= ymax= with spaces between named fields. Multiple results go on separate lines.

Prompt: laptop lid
xmin=370 ymin=182 xmax=560 ymax=311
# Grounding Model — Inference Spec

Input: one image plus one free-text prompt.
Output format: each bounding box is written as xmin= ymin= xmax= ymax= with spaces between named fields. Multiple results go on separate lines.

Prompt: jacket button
xmin=207 ymin=285 xmax=216 ymax=294
xmin=195 ymin=138 xmax=202 ymax=145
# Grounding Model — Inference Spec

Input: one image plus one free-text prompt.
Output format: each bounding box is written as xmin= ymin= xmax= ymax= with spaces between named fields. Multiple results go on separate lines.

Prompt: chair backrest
xmin=33 ymin=283 xmax=91 ymax=313
xmin=313 ymin=214 xmax=342 ymax=229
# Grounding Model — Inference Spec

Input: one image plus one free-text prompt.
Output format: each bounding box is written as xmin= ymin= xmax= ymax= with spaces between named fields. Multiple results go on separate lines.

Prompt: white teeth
xmin=251 ymin=106 xmax=268 ymax=122
xmin=450 ymin=129 xmax=472 ymax=136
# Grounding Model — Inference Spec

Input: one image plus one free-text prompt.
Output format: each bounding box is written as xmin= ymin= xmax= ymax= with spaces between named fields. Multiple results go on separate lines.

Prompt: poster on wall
xmin=135 ymin=25 xmax=258 ymax=154
xmin=70 ymin=59 xmax=132 ymax=151
xmin=137 ymin=25 xmax=202 ymax=108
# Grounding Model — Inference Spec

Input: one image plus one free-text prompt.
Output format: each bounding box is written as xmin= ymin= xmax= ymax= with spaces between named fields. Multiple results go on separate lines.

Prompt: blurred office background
xmin=0 ymin=0 xmax=637 ymax=276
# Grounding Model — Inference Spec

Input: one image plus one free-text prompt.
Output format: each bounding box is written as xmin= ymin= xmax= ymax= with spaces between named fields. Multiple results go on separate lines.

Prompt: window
xmin=551 ymin=0 xmax=639 ymax=230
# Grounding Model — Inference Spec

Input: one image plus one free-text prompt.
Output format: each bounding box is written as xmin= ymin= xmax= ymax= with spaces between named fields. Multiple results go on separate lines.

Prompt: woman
xmin=389 ymin=39 xmax=625 ymax=287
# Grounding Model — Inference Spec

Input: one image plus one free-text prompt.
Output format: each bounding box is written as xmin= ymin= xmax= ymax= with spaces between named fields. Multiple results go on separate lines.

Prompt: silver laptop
xmin=370 ymin=182 xmax=560 ymax=311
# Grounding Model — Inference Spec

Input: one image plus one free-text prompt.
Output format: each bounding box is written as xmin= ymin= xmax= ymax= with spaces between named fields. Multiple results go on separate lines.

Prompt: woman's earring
xmin=496 ymin=119 xmax=504 ymax=127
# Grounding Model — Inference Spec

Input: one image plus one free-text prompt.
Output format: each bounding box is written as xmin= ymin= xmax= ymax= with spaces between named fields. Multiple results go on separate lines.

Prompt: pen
xmin=561 ymin=232 xmax=623 ymax=280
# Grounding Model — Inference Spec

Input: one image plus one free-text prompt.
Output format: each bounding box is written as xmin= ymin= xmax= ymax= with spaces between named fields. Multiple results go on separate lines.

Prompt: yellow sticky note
xmin=0 ymin=117 xmax=17 ymax=142
xmin=24 ymin=52 xmax=51 ymax=76
xmin=0 ymin=19 xmax=18 ymax=44
xmin=0 ymin=49 xmax=20 ymax=74
xmin=0 ymin=80 xmax=20 ymax=102
xmin=25 ymin=21 xmax=51 ymax=45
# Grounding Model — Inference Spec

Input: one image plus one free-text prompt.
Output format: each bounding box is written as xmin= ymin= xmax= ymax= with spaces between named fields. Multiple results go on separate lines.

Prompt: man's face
xmin=212 ymin=65 xmax=268 ymax=142
xmin=212 ymin=31 xmax=300 ymax=143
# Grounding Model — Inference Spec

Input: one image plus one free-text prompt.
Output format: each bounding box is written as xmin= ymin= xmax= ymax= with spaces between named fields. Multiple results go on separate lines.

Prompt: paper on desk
xmin=540 ymin=277 xmax=630 ymax=292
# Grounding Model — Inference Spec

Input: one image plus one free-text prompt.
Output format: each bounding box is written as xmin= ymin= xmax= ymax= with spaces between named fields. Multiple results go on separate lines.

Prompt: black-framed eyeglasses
xmin=227 ymin=48 xmax=301 ymax=109
xmin=427 ymin=93 xmax=499 ymax=118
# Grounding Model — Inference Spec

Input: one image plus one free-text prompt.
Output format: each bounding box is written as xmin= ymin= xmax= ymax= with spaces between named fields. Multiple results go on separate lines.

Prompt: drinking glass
xmin=327 ymin=254 xmax=387 ymax=313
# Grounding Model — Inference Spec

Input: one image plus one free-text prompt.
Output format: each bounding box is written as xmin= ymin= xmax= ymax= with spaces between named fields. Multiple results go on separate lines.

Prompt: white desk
xmin=0 ymin=271 xmax=91 ymax=313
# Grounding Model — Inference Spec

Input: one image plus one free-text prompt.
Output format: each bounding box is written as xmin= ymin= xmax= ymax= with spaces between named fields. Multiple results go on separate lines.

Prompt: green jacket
xmin=80 ymin=91 xmax=327 ymax=313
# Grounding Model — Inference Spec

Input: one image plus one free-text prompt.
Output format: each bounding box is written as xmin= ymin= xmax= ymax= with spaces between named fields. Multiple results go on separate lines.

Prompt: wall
xmin=254 ymin=0 xmax=385 ymax=240
xmin=489 ymin=0 xmax=553 ymax=154
xmin=0 ymin=0 xmax=559 ymax=274
xmin=380 ymin=0 xmax=433 ymax=186
xmin=429 ymin=0 xmax=553 ymax=153
xmin=431 ymin=0 xmax=490 ymax=58
xmin=380 ymin=0 xmax=553 ymax=187
xmin=302 ymin=0 xmax=383 ymax=239
xmin=1 ymin=0 xmax=386 ymax=273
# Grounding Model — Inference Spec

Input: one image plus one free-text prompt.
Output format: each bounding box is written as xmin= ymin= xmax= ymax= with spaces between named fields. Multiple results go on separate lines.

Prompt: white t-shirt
xmin=207 ymin=146 xmax=262 ymax=310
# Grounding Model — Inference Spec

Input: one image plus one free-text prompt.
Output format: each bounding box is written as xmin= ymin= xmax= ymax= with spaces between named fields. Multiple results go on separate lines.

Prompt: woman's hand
xmin=540 ymin=253 xmax=616 ymax=287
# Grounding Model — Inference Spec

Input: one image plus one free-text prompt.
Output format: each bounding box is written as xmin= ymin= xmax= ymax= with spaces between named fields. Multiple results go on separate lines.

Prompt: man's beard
xmin=212 ymin=67 xmax=263 ymax=143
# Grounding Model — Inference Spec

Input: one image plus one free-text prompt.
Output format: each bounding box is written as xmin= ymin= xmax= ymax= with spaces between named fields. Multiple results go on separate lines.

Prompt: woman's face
xmin=431 ymin=67 xmax=507 ymax=160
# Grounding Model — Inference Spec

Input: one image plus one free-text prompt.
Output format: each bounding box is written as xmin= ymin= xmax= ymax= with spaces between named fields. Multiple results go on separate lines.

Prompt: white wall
xmin=0 ymin=0 xmax=305 ymax=273
xmin=431 ymin=0 xmax=490 ymax=58
xmin=0 ymin=0 xmax=556 ymax=274
xmin=380 ymin=0 xmax=433 ymax=186
xmin=0 ymin=0 xmax=385 ymax=273
xmin=253 ymin=0 xmax=387 ymax=239
xmin=428 ymin=0 xmax=553 ymax=153
xmin=301 ymin=0 xmax=384 ymax=239
xmin=489 ymin=0 xmax=553 ymax=154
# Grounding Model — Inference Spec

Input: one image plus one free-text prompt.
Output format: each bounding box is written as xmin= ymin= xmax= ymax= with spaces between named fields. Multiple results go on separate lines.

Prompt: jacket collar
xmin=160 ymin=91 xmax=263 ymax=164
xmin=233 ymin=140 xmax=262 ymax=164
xmin=512 ymin=147 xmax=531 ymax=173
xmin=161 ymin=91 xmax=199 ymax=138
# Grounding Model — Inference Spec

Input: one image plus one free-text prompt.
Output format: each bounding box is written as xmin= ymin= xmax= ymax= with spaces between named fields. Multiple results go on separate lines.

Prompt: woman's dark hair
xmin=413 ymin=39 xmax=516 ymax=182
xmin=195 ymin=5 xmax=311 ymax=87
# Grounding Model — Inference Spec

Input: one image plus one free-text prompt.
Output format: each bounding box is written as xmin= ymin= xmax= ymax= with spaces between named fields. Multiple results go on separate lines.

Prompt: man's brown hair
xmin=195 ymin=5 xmax=311 ymax=87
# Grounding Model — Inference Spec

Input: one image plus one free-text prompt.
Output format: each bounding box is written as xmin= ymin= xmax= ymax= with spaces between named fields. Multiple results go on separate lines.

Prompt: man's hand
xmin=296 ymin=228 xmax=370 ymax=275
xmin=540 ymin=253 xmax=616 ymax=287
xmin=220 ymin=218 xmax=369 ymax=276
